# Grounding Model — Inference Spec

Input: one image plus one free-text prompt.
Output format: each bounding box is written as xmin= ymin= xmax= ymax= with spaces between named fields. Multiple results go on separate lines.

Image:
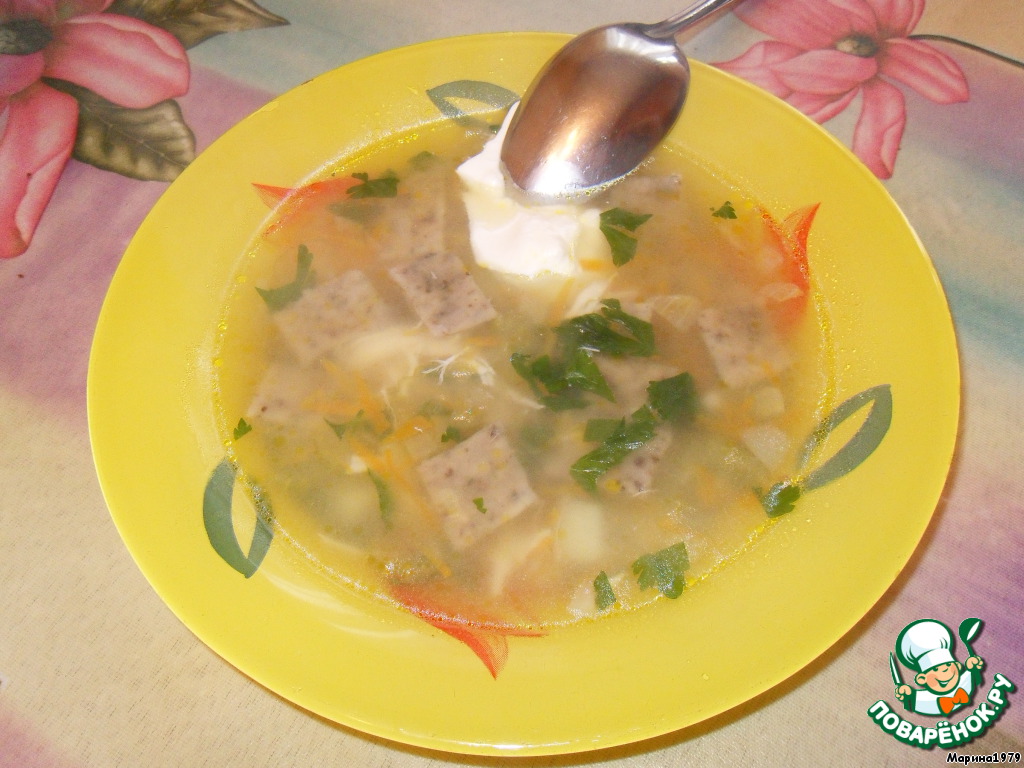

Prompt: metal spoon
xmin=501 ymin=0 xmax=740 ymax=199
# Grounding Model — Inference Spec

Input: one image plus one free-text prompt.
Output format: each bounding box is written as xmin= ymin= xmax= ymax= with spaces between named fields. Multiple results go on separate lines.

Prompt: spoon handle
xmin=643 ymin=0 xmax=740 ymax=39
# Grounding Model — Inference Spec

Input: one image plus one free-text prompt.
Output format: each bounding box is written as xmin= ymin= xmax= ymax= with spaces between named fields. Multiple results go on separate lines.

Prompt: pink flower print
xmin=715 ymin=0 xmax=969 ymax=178
xmin=0 ymin=0 xmax=190 ymax=258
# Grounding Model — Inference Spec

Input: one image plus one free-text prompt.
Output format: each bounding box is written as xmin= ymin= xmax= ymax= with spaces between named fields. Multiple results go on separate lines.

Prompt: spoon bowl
xmin=501 ymin=0 xmax=739 ymax=199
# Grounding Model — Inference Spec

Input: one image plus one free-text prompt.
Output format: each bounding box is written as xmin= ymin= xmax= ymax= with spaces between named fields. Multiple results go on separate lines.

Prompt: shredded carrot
xmin=350 ymin=374 xmax=391 ymax=434
xmin=579 ymin=258 xmax=609 ymax=272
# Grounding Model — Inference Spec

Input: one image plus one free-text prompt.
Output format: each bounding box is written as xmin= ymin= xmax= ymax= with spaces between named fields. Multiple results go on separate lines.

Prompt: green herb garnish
xmin=472 ymin=497 xmax=487 ymax=514
xmin=325 ymin=410 xmax=374 ymax=441
xmin=510 ymin=350 xmax=612 ymax=411
xmin=601 ymin=207 xmax=653 ymax=232
xmin=255 ymin=244 xmax=314 ymax=310
xmin=368 ymin=470 xmax=394 ymax=523
xmin=347 ymin=171 xmax=399 ymax=199
xmin=711 ymin=200 xmax=737 ymax=219
xmin=632 ymin=541 xmax=689 ymax=599
xmin=569 ymin=372 xmax=700 ymax=490
xmin=646 ymin=372 xmax=698 ymax=423
xmin=601 ymin=227 xmax=639 ymax=267
xmin=409 ymin=150 xmax=438 ymax=170
xmin=441 ymin=425 xmax=462 ymax=443
xmin=583 ymin=418 xmax=622 ymax=443
xmin=556 ymin=299 xmax=655 ymax=358
xmin=511 ymin=299 xmax=654 ymax=413
xmin=600 ymin=208 xmax=652 ymax=266
xmin=232 ymin=418 xmax=252 ymax=440
xmin=594 ymin=571 xmax=616 ymax=611
xmin=570 ymin=406 xmax=658 ymax=491
xmin=757 ymin=481 xmax=802 ymax=517
xmin=563 ymin=347 xmax=615 ymax=400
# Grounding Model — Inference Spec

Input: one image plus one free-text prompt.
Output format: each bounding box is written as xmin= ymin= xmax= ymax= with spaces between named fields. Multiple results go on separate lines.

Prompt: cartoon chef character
xmin=894 ymin=619 xmax=985 ymax=717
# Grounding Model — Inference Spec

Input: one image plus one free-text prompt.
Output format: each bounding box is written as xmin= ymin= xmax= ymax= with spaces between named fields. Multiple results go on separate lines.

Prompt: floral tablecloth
xmin=2 ymin=0 xmax=1022 ymax=765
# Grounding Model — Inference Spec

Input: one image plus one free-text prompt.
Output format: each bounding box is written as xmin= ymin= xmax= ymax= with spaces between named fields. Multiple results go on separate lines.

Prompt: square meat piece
xmin=367 ymin=164 xmax=447 ymax=264
xmin=273 ymin=269 xmax=392 ymax=365
xmin=246 ymin=361 xmax=315 ymax=428
xmin=417 ymin=423 xmax=537 ymax=549
xmin=388 ymin=251 xmax=497 ymax=336
xmin=696 ymin=305 xmax=791 ymax=389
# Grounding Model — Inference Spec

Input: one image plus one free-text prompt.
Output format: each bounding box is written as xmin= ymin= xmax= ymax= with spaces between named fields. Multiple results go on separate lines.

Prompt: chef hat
xmin=896 ymin=619 xmax=956 ymax=673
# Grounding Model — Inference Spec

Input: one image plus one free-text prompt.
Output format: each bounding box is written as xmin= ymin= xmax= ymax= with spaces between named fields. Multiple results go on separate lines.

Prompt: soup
xmin=214 ymin=111 xmax=833 ymax=628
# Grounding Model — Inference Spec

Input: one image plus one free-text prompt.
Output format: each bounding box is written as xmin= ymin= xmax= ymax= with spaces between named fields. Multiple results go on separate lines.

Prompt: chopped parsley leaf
xmin=368 ymin=470 xmax=394 ymax=523
xmin=563 ymin=348 xmax=615 ymax=401
xmin=347 ymin=171 xmax=399 ymax=199
xmin=600 ymin=208 xmax=652 ymax=266
xmin=510 ymin=350 xmax=612 ymax=411
xmin=711 ymin=200 xmax=738 ymax=219
xmin=409 ymin=150 xmax=438 ymax=170
xmin=583 ymin=418 xmax=622 ymax=443
xmin=511 ymin=299 xmax=654 ymax=413
xmin=594 ymin=571 xmax=616 ymax=611
xmin=757 ymin=481 xmax=802 ymax=517
xmin=646 ymin=372 xmax=698 ymax=423
xmin=601 ymin=208 xmax=653 ymax=232
xmin=472 ymin=497 xmax=487 ymax=514
xmin=325 ymin=410 xmax=368 ymax=440
xmin=601 ymin=225 xmax=639 ymax=267
xmin=232 ymin=418 xmax=252 ymax=440
xmin=570 ymin=372 xmax=698 ymax=490
xmin=570 ymin=406 xmax=658 ymax=491
xmin=441 ymin=425 xmax=462 ymax=443
xmin=555 ymin=299 xmax=655 ymax=358
xmin=632 ymin=541 xmax=689 ymax=599
xmin=255 ymin=244 xmax=314 ymax=310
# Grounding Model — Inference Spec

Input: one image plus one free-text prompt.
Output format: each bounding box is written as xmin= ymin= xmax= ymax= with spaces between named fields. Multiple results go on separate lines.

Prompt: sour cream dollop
xmin=455 ymin=106 xmax=604 ymax=278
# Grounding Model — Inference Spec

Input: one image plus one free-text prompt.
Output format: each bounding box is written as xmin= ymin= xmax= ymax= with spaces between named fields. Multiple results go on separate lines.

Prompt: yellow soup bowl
xmin=88 ymin=33 xmax=959 ymax=756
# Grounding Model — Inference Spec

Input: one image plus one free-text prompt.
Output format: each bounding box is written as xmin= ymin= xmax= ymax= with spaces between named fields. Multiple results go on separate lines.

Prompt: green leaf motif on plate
xmin=426 ymin=80 xmax=519 ymax=120
xmin=799 ymin=383 xmax=893 ymax=491
xmin=757 ymin=384 xmax=893 ymax=517
xmin=202 ymin=458 xmax=274 ymax=578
